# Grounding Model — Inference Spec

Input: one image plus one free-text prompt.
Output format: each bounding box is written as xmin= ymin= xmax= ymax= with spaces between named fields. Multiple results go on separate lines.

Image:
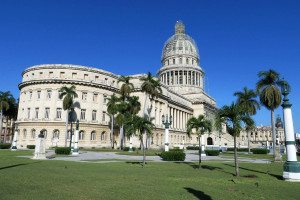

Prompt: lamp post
xmin=72 ymin=120 xmax=79 ymax=155
xmin=11 ymin=123 xmax=18 ymax=151
xmin=281 ymin=80 xmax=300 ymax=181
xmin=162 ymin=114 xmax=172 ymax=152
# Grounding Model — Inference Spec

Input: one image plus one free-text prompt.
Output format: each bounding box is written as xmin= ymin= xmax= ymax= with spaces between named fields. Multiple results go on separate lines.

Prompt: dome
xmin=161 ymin=21 xmax=199 ymax=61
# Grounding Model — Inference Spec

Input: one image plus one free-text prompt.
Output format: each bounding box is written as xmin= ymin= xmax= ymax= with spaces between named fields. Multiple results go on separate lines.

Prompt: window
xmin=29 ymin=91 xmax=32 ymax=100
xmin=103 ymin=94 xmax=107 ymax=104
xmin=82 ymin=92 xmax=87 ymax=101
xmin=173 ymin=59 xmax=175 ymax=64
xmin=104 ymin=78 xmax=108 ymax=84
xmin=95 ymin=76 xmax=99 ymax=81
xmin=179 ymin=57 xmax=182 ymax=64
xmin=37 ymin=91 xmax=41 ymax=99
xmin=45 ymin=108 xmax=50 ymax=119
xmin=31 ymin=129 xmax=36 ymax=139
xmin=60 ymin=72 xmax=65 ymax=78
xmin=39 ymin=72 xmax=43 ymax=77
xmin=35 ymin=108 xmax=39 ymax=119
xmin=56 ymin=108 xmax=62 ymax=119
xmin=53 ymin=130 xmax=60 ymax=139
xmin=47 ymin=90 xmax=52 ymax=99
xmin=101 ymin=132 xmax=106 ymax=141
xmin=72 ymin=73 xmax=77 ymax=78
xmin=80 ymin=109 xmax=86 ymax=120
xmin=58 ymin=92 xmax=62 ymax=100
xmin=93 ymin=93 xmax=98 ymax=102
xmin=92 ymin=110 xmax=97 ymax=121
xmin=49 ymin=71 xmax=53 ymax=78
xmin=32 ymin=73 xmax=35 ymax=77
xmin=27 ymin=108 xmax=31 ymax=119
xmin=90 ymin=131 xmax=96 ymax=141
xmin=23 ymin=129 xmax=27 ymax=139
xmin=186 ymin=58 xmax=189 ymax=64
xmin=102 ymin=111 xmax=106 ymax=122
xmin=84 ymin=74 xmax=88 ymax=80
xmin=79 ymin=131 xmax=84 ymax=140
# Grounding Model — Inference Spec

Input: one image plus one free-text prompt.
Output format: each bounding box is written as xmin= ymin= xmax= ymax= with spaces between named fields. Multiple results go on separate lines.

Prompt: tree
xmin=140 ymin=72 xmax=162 ymax=148
xmin=0 ymin=91 xmax=13 ymax=143
xmin=107 ymin=94 xmax=119 ymax=149
xmin=186 ymin=115 xmax=212 ymax=169
xmin=234 ymin=87 xmax=260 ymax=153
xmin=118 ymin=76 xmax=134 ymax=99
xmin=215 ymin=103 xmax=254 ymax=176
xmin=256 ymin=69 xmax=286 ymax=159
xmin=125 ymin=114 xmax=154 ymax=167
xmin=59 ymin=85 xmax=78 ymax=147
xmin=3 ymin=95 xmax=18 ymax=143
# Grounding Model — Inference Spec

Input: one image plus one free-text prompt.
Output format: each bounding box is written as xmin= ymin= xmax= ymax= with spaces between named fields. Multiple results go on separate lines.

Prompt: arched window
xmin=91 ymin=131 xmax=96 ymax=141
xmin=173 ymin=59 xmax=175 ymax=64
xmin=186 ymin=58 xmax=189 ymax=64
xmin=179 ymin=57 xmax=182 ymax=64
xmin=53 ymin=129 xmax=60 ymax=139
xmin=23 ymin=129 xmax=27 ymax=139
xmin=40 ymin=129 xmax=47 ymax=139
xmin=31 ymin=129 xmax=36 ymax=139
xmin=101 ymin=131 xmax=106 ymax=141
xmin=207 ymin=137 xmax=213 ymax=145
xmin=79 ymin=131 xmax=85 ymax=140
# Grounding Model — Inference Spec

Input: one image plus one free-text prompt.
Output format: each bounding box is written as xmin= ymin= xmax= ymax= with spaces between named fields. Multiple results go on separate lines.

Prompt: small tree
xmin=0 ymin=91 xmax=12 ymax=143
xmin=215 ymin=103 xmax=254 ymax=176
xmin=59 ymin=85 xmax=78 ymax=147
xmin=107 ymin=94 xmax=119 ymax=149
xmin=186 ymin=115 xmax=212 ymax=169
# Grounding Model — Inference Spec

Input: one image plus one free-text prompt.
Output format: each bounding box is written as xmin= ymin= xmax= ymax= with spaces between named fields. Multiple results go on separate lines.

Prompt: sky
xmin=0 ymin=0 xmax=299 ymax=132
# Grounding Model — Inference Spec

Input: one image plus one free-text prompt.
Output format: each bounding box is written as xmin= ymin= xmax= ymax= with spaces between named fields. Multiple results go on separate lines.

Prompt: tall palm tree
xmin=234 ymin=87 xmax=260 ymax=153
xmin=3 ymin=94 xmax=18 ymax=143
xmin=59 ymin=85 xmax=78 ymax=147
xmin=125 ymin=114 xmax=154 ymax=167
xmin=215 ymin=103 xmax=254 ymax=176
xmin=256 ymin=69 xmax=286 ymax=159
xmin=107 ymin=94 xmax=119 ymax=149
xmin=118 ymin=76 xmax=134 ymax=100
xmin=140 ymin=72 xmax=162 ymax=148
xmin=127 ymin=96 xmax=141 ymax=115
xmin=0 ymin=91 xmax=12 ymax=143
xmin=186 ymin=115 xmax=212 ymax=168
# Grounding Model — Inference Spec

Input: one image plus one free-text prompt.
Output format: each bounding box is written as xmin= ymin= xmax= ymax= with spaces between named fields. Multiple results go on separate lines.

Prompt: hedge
xmin=123 ymin=147 xmax=136 ymax=151
xmin=0 ymin=143 xmax=11 ymax=149
xmin=251 ymin=148 xmax=269 ymax=154
xmin=160 ymin=149 xmax=185 ymax=161
xmin=227 ymin=148 xmax=248 ymax=152
xmin=186 ymin=146 xmax=199 ymax=150
xmin=55 ymin=147 xmax=71 ymax=155
xmin=27 ymin=145 xmax=35 ymax=149
xmin=205 ymin=150 xmax=220 ymax=156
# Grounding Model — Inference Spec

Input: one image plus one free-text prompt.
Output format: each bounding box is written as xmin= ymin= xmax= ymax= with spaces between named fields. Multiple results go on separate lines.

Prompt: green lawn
xmin=115 ymin=149 xmax=162 ymax=156
xmin=1 ymin=150 xmax=300 ymax=200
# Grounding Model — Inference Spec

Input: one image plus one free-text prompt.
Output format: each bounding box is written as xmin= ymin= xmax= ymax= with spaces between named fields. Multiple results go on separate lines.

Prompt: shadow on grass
xmin=125 ymin=161 xmax=148 ymax=166
xmin=184 ymin=187 xmax=212 ymax=200
xmin=223 ymin=163 xmax=283 ymax=180
xmin=0 ymin=161 xmax=41 ymax=171
xmin=175 ymin=162 xmax=235 ymax=176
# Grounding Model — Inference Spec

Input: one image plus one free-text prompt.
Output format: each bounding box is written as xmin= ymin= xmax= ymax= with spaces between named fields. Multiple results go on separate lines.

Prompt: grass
xmin=1 ymin=150 xmax=300 ymax=200
xmin=115 ymin=149 xmax=162 ymax=156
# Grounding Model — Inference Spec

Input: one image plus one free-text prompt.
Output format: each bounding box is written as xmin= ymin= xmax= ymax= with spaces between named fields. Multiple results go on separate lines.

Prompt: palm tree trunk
xmin=119 ymin=125 xmax=124 ymax=149
xmin=141 ymin=134 xmax=146 ymax=168
xmin=110 ymin=115 xmax=114 ymax=149
xmin=4 ymin=116 xmax=8 ymax=143
xmin=198 ymin=136 xmax=201 ymax=169
xmin=65 ymin=110 xmax=69 ymax=147
xmin=271 ymin=110 xmax=276 ymax=158
xmin=247 ymin=131 xmax=250 ymax=154
xmin=0 ymin=109 xmax=3 ymax=143
xmin=234 ymin=135 xmax=239 ymax=176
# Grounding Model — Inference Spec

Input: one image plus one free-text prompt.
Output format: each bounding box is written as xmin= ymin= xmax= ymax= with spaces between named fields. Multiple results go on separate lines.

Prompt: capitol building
xmin=15 ymin=22 xmax=284 ymax=149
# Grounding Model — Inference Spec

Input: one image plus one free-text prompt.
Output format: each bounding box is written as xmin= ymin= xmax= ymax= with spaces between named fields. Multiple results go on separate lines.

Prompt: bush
xmin=27 ymin=145 xmax=35 ymax=149
xmin=205 ymin=150 xmax=220 ymax=156
xmin=251 ymin=148 xmax=269 ymax=154
xmin=0 ymin=143 xmax=11 ymax=149
xmin=186 ymin=146 xmax=199 ymax=150
xmin=123 ymin=147 xmax=136 ymax=151
xmin=227 ymin=148 xmax=248 ymax=152
xmin=55 ymin=147 xmax=71 ymax=155
xmin=160 ymin=149 xmax=185 ymax=161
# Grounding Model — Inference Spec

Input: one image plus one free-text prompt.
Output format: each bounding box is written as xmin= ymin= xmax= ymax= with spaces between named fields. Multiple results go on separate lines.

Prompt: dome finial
xmin=175 ymin=20 xmax=185 ymax=34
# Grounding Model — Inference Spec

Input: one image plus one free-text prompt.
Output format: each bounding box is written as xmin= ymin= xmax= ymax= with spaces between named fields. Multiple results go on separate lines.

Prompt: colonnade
xmin=160 ymin=70 xmax=203 ymax=87
xmin=169 ymin=107 xmax=192 ymax=130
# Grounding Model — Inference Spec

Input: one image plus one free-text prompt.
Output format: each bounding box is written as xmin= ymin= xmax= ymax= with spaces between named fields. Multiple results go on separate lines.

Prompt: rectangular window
xmin=102 ymin=111 xmax=106 ymax=122
xmin=84 ymin=74 xmax=88 ymax=80
xmin=56 ymin=108 xmax=62 ymax=119
xmin=80 ymin=109 xmax=86 ymax=120
xmin=29 ymin=91 xmax=32 ymax=100
xmin=103 ymin=94 xmax=107 ymax=104
xmin=37 ymin=91 xmax=41 ymax=99
xmin=47 ymin=90 xmax=52 ymax=99
xmin=60 ymin=72 xmax=65 ymax=78
xmin=35 ymin=108 xmax=39 ymax=119
xmin=93 ymin=93 xmax=98 ymax=102
xmin=92 ymin=110 xmax=97 ymax=121
xmin=82 ymin=92 xmax=87 ymax=101
xmin=45 ymin=108 xmax=50 ymax=119
xmin=27 ymin=108 xmax=31 ymax=119
xmin=72 ymin=73 xmax=77 ymax=79
xmin=49 ymin=72 xmax=53 ymax=78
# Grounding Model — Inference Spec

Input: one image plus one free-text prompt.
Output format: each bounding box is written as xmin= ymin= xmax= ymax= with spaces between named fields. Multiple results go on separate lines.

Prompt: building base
xmin=283 ymin=172 xmax=300 ymax=182
xmin=201 ymin=153 xmax=206 ymax=157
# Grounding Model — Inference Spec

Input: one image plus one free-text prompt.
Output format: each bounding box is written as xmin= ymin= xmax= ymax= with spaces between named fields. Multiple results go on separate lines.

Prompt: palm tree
xmin=186 ymin=115 xmax=212 ymax=169
xmin=140 ymin=72 xmax=162 ymax=148
xmin=107 ymin=94 xmax=119 ymax=149
xmin=125 ymin=114 xmax=154 ymax=167
xmin=215 ymin=103 xmax=254 ymax=176
xmin=3 ymin=94 xmax=18 ymax=143
xmin=234 ymin=87 xmax=260 ymax=153
xmin=59 ymin=85 xmax=78 ymax=147
xmin=0 ymin=91 xmax=13 ymax=143
xmin=118 ymin=76 xmax=134 ymax=99
xmin=256 ymin=69 xmax=286 ymax=159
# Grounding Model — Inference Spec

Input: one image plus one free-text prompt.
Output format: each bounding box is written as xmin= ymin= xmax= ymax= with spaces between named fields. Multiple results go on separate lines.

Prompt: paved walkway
xmin=39 ymin=150 xmax=271 ymax=164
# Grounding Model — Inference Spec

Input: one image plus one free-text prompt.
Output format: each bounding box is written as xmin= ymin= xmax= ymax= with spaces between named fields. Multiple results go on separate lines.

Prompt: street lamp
xmin=72 ymin=120 xmax=80 ymax=155
xmin=162 ymin=114 xmax=172 ymax=151
xmin=280 ymin=80 xmax=300 ymax=181
xmin=11 ymin=123 xmax=18 ymax=151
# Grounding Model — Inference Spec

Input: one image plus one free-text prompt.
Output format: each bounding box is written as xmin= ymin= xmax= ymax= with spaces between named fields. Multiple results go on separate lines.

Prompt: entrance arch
xmin=207 ymin=137 xmax=213 ymax=145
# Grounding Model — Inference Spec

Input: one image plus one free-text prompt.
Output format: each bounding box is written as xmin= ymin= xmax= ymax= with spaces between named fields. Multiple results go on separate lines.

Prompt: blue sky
xmin=0 ymin=0 xmax=299 ymax=132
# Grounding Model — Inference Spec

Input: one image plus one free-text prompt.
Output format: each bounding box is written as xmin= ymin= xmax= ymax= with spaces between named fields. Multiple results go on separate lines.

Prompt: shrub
xmin=27 ymin=145 xmax=35 ymax=149
xmin=227 ymin=148 xmax=248 ymax=152
xmin=160 ymin=149 xmax=185 ymax=161
xmin=0 ymin=143 xmax=11 ymax=149
xmin=205 ymin=150 xmax=220 ymax=156
xmin=251 ymin=148 xmax=269 ymax=154
xmin=123 ymin=147 xmax=136 ymax=151
xmin=55 ymin=147 xmax=71 ymax=155
xmin=186 ymin=146 xmax=199 ymax=150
